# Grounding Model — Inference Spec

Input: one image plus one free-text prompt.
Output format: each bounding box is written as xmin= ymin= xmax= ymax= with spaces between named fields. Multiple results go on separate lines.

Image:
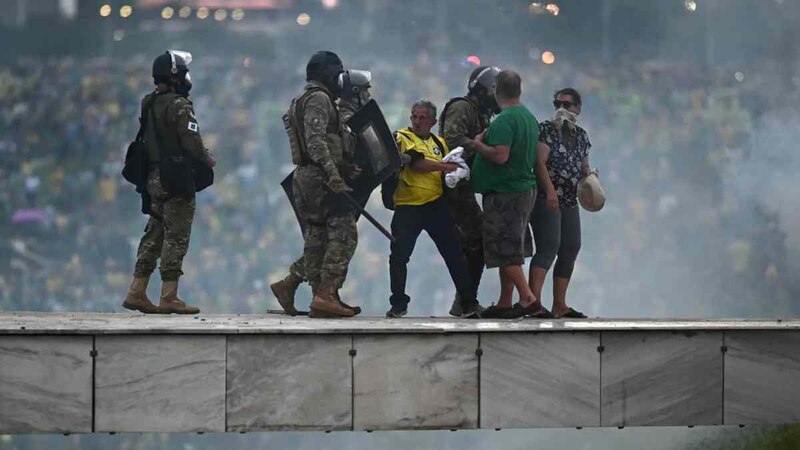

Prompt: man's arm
xmin=171 ymin=97 xmax=215 ymax=167
xmin=537 ymin=141 xmax=558 ymax=211
xmin=395 ymin=133 xmax=458 ymax=173
xmin=441 ymin=101 xmax=479 ymax=158
xmin=473 ymin=130 xmax=510 ymax=164
xmin=303 ymin=92 xmax=346 ymax=191
xmin=409 ymin=158 xmax=459 ymax=173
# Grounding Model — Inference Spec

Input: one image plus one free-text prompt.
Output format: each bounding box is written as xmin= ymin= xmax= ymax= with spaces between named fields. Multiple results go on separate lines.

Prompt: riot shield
xmin=281 ymin=99 xmax=399 ymax=240
xmin=345 ymin=99 xmax=402 ymax=203
xmin=280 ymin=171 xmax=306 ymax=236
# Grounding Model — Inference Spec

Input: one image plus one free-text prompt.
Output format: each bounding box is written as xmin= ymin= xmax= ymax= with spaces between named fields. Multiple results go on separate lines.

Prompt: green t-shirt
xmin=471 ymin=105 xmax=539 ymax=193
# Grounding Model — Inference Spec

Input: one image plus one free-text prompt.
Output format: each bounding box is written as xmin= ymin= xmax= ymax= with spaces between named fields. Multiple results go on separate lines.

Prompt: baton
xmin=341 ymin=191 xmax=395 ymax=242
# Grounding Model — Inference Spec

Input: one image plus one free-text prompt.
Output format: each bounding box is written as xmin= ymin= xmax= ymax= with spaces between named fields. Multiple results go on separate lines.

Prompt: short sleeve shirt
xmin=538 ymin=120 xmax=591 ymax=207
xmin=471 ymin=105 xmax=538 ymax=193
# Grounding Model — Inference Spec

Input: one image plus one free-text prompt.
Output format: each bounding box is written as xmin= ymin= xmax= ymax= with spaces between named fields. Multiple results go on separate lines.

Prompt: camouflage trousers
xmin=445 ymin=181 xmax=484 ymax=293
xmin=293 ymin=165 xmax=358 ymax=290
xmin=289 ymin=255 xmax=307 ymax=281
xmin=481 ymin=190 xmax=535 ymax=268
xmin=133 ymin=168 xmax=196 ymax=281
xmin=287 ymin=195 xmax=368 ymax=283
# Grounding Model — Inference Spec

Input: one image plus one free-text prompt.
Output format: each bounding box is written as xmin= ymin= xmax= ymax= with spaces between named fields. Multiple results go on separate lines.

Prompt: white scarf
xmin=552 ymin=107 xmax=578 ymax=132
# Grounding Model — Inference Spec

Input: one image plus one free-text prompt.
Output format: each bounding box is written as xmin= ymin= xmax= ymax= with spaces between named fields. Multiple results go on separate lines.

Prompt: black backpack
xmin=381 ymin=129 xmax=445 ymax=210
xmin=122 ymin=97 xmax=153 ymax=190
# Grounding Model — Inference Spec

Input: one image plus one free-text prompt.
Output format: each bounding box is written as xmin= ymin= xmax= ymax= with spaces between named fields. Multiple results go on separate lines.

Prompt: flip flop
xmin=499 ymin=303 xmax=528 ymax=319
xmin=522 ymin=302 xmax=555 ymax=319
xmin=555 ymin=307 xmax=587 ymax=319
xmin=483 ymin=304 xmax=523 ymax=319
xmin=481 ymin=305 xmax=503 ymax=318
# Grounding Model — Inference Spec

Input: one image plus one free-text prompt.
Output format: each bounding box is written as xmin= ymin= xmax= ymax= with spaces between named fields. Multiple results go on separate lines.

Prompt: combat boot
xmin=309 ymin=286 xmax=354 ymax=318
xmin=270 ymin=273 xmax=302 ymax=316
xmin=335 ymin=290 xmax=361 ymax=316
xmin=158 ymin=280 xmax=200 ymax=314
xmin=122 ymin=277 xmax=160 ymax=314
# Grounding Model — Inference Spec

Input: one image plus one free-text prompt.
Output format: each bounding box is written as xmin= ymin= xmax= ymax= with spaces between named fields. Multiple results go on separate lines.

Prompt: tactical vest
xmin=284 ymin=86 xmax=344 ymax=167
xmin=144 ymin=92 xmax=184 ymax=164
xmin=439 ymin=96 xmax=488 ymax=139
xmin=145 ymin=91 xmax=197 ymax=195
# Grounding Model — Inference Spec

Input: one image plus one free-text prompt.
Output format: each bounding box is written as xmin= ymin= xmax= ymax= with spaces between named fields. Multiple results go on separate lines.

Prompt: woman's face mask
xmin=554 ymin=107 xmax=578 ymax=125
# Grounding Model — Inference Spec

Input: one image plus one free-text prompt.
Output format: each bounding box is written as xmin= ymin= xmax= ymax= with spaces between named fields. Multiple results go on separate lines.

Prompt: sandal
xmin=555 ymin=307 xmax=587 ymax=319
xmin=483 ymin=304 xmax=524 ymax=319
xmin=522 ymin=302 xmax=554 ymax=319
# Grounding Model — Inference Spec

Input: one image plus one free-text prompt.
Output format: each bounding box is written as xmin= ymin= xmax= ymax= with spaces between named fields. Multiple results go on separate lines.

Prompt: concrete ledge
xmin=2 ymin=312 xmax=799 ymax=335
xmin=0 ymin=313 xmax=799 ymax=433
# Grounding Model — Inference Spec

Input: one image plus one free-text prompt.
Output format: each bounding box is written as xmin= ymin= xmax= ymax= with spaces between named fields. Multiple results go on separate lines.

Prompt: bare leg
xmin=497 ymin=269 xmax=515 ymax=309
xmin=500 ymin=265 xmax=536 ymax=307
xmin=528 ymin=264 xmax=547 ymax=304
xmin=552 ymin=276 xmax=571 ymax=317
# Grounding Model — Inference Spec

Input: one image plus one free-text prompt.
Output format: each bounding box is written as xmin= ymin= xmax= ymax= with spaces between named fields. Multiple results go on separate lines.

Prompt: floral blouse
xmin=538 ymin=120 xmax=591 ymax=208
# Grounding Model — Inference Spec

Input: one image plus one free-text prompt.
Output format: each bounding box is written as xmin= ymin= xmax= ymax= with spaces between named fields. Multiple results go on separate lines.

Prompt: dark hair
xmin=554 ymin=87 xmax=582 ymax=106
xmin=496 ymin=69 xmax=521 ymax=99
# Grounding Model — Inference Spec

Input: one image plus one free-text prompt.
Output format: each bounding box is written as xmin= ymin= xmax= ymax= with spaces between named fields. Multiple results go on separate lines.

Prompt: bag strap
xmin=147 ymin=97 xmax=163 ymax=157
xmin=439 ymin=96 xmax=475 ymax=134
xmin=429 ymin=134 xmax=445 ymax=156
xmin=137 ymin=95 xmax=156 ymax=141
xmin=396 ymin=128 xmax=446 ymax=156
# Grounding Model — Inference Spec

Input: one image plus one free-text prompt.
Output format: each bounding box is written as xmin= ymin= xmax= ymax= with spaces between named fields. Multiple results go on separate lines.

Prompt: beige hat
xmin=577 ymin=170 xmax=606 ymax=212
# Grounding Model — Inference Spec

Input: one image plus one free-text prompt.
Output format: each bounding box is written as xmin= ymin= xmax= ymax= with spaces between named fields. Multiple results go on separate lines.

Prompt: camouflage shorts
xmin=481 ymin=190 xmax=535 ymax=268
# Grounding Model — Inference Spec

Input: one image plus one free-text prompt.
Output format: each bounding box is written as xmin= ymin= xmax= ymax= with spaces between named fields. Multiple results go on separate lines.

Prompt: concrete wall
xmin=2 ymin=330 xmax=800 ymax=433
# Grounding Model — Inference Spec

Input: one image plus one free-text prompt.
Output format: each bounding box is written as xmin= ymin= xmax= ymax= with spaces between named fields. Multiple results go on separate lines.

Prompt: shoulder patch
xmin=188 ymin=121 xmax=198 ymax=132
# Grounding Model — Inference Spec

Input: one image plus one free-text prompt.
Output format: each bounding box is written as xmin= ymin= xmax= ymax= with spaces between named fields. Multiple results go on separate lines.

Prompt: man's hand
xmin=206 ymin=156 xmax=217 ymax=168
xmin=342 ymin=162 xmax=363 ymax=181
xmin=327 ymin=170 xmax=350 ymax=194
xmin=475 ymin=129 xmax=486 ymax=144
xmin=440 ymin=162 xmax=460 ymax=173
xmin=546 ymin=189 xmax=559 ymax=212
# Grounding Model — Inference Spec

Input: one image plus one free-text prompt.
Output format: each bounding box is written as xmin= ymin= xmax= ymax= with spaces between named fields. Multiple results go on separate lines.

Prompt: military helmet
xmin=152 ymin=50 xmax=191 ymax=80
xmin=306 ymin=51 xmax=344 ymax=84
xmin=468 ymin=65 xmax=501 ymax=93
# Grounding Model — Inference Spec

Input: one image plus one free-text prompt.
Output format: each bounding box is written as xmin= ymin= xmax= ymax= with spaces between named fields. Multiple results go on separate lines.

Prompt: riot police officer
xmin=439 ymin=65 xmax=501 ymax=316
xmin=277 ymin=51 xmax=360 ymax=318
xmin=270 ymin=68 xmax=372 ymax=316
xmin=122 ymin=50 xmax=215 ymax=315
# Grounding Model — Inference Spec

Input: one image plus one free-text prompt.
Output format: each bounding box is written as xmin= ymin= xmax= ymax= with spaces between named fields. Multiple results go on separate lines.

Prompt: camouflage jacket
xmin=142 ymin=91 xmax=213 ymax=165
xmin=439 ymin=96 xmax=490 ymax=163
xmin=294 ymin=81 xmax=344 ymax=178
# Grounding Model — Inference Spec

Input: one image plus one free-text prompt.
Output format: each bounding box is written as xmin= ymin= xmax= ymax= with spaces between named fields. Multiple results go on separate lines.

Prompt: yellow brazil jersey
xmin=393 ymin=128 xmax=449 ymax=206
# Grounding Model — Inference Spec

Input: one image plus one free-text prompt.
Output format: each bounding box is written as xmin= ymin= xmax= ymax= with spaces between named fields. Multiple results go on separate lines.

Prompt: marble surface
xmin=1 ymin=312 xmax=798 ymax=335
xmin=353 ymin=334 xmax=478 ymax=430
xmin=226 ymin=335 xmax=352 ymax=431
xmin=94 ymin=335 xmax=226 ymax=433
xmin=481 ymin=332 xmax=600 ymax=428
xmin=725 ymin=331 xmax=800 ymax=424
xmin=0 ymin=336 xmax=93 ymax=433
xmin=601 ymin=331 xmax=723 ymax=427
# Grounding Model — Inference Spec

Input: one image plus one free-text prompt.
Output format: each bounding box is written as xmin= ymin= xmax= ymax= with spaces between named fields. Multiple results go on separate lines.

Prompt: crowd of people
xmin=1 ymin=49 xmax=797 ymax=318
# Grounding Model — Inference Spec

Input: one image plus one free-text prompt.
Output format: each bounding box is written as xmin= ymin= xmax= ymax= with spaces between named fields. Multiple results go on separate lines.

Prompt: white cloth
xmin=442 ymin=147 xmax=470 ymax=188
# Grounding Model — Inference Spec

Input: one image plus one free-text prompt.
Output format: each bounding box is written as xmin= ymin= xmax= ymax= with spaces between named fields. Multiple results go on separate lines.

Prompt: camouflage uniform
xmin=481 ymin=190 xmax=535 ymax=268
xmin=292 ymin=82 xmax=358 ymax=293
xmin=440 ymin=96 xmax=491 ymax=295
xmin=285 ymin=98 xmax=360 ymax=283
xmin=133 ymin=91 xmax=213 ymax=281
